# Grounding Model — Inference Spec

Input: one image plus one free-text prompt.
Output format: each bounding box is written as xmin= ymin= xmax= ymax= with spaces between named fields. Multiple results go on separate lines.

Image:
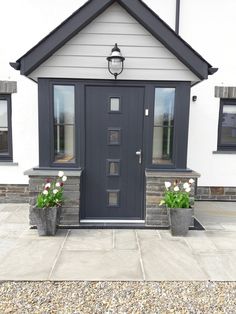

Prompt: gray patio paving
xmin=0 ymin=202 xmax=235 ymax=281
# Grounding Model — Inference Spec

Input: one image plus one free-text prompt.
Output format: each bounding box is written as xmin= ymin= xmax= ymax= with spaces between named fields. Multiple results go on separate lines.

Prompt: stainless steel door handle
xmin=136 ymin=150 xmax=142 ymax=164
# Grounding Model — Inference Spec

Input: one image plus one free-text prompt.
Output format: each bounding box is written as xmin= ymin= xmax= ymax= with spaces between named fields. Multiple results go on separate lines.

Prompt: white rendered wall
xmin=180 ymin=0 xmax=236 ymax=186
xmin=0 ymin=0 xmax=87 ymax=184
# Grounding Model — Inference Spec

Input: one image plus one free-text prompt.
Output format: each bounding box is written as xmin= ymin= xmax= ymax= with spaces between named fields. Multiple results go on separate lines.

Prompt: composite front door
xmin=82 ymin=85 xmax=144 ymax=221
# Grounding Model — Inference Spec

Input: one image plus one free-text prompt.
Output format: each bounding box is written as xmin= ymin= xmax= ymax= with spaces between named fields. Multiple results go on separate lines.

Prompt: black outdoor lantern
xmin=107 ymin=43 xmax=125 ymax=80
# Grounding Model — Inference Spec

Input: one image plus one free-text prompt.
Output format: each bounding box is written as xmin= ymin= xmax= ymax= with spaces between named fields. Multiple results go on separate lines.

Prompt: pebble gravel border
xmin=0 ymin=281 xmax=235 ymax=313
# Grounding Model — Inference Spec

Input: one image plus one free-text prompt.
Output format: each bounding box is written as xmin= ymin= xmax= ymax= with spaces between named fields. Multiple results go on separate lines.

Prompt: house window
xmin=53 ymin=85 xmax=75 ymax=163
xmin=0 ymin=95 xmax=12 ymax=161
xmin=152 ymin=88 xmax=175 ymax=165
xmin=218 ymin=99 xmax=236 ymax=150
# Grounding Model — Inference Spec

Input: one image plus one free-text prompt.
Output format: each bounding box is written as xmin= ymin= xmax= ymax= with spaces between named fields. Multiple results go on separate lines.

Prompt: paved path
xmin=0 ymin=202 xmax=235 ymax=281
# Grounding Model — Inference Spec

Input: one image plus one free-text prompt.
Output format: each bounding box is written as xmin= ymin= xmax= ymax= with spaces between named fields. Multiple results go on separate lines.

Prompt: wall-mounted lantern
xmin=107 ymin=43 xmax=125 ymax=80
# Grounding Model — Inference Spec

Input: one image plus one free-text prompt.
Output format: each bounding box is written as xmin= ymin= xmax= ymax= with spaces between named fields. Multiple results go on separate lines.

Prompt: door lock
xmin=136 ymin=150 xmax=142 ymax=164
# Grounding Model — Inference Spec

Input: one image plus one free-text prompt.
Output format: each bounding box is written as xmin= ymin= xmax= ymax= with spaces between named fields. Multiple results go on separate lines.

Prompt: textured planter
xmin=169 ymin=207 xmax=192 ymax=236
xmin=32 ymin=206 xmax=61 ymax=236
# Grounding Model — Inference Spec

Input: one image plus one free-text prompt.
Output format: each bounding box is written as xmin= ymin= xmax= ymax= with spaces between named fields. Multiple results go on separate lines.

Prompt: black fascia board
xmin=118 ymin=0 xmax=212 ymax=80
xmin=11 ymin=0 xmax=214 ymax=80
xmin=15 ymin=0 xmax=115 ymax=76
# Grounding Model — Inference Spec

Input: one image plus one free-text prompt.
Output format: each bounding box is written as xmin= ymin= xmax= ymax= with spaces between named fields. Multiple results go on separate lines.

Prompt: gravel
xmin=0 ymin=281 xmax=235 ymax=313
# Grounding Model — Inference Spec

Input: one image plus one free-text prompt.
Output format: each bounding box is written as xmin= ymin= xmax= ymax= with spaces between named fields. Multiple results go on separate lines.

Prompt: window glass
xmin=152 ymin=88 xmax=175 ymax=164
xmin=53 ymin=85 xmax=75 ymax=163
xmin=220 ymin=104 xmax=236 ymax=145
xmin=0 ymin=100 xmax=9 ymax=155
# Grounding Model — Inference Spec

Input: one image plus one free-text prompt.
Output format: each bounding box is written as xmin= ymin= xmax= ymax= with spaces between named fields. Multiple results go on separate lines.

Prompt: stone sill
xmin=145 ymin=169 xmax=200 ymax=178
xmin=0 ymin=162 xmax=18 ymax=166
xmin=24 ymin=168 xmax=82 ymax=177
xmin=213 ymin=150 xmax=236 ymax=154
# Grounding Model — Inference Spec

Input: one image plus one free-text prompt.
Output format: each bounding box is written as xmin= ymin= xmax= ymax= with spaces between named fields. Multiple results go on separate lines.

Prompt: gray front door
xmin=83 ymin=85 xmax=144 ymax=220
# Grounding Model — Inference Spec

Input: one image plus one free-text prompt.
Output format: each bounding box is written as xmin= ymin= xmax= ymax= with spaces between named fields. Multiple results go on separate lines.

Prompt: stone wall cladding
xmin=26 ymin=169 xmax=82 ymax=226
xmin=0 ymin=185 xmax=29 ymax=203
xmin=196 ymin=186 xmax=236 ymax=201
xmin=145 ymin=171 xmax=199 ymax=227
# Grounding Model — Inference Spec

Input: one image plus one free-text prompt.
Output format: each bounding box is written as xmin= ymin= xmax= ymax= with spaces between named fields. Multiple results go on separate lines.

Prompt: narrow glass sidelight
xmin=53 ymin=85 xmax=75 ymax=163
xmin=152 ymin=88 xmax=175 ymax=165
xmin=0 ymin=100 xmax=8 ymax=154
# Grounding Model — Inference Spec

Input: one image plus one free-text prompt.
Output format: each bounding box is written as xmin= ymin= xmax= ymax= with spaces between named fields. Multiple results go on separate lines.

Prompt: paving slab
xmin=196 ymin=252 xmax=236 ymax=281
xmin=184 ymin=231 xmax=218 ymax=253
xmin=137 ymin=230 xmax=208 ymax=281
xmin=64 ymin=229 xmax=113 ymax=251
xmin=0 ymin=229 xmax=67 ymax=280
xmin=51 ymin=249 xmax=143 ymax=281
xmin=114 ymin=230 xmax=138 ymax=250
xmin=205 ymin=231 xmax=236 ymax=251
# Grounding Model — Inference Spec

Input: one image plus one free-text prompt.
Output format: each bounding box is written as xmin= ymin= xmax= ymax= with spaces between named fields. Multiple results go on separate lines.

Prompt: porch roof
xmin=10 ymin=0 xmax=217 ymax=80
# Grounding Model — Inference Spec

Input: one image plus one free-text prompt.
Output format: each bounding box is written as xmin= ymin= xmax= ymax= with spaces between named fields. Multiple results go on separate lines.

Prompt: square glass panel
xmin=108 ymin=129 xmax=121 ymax=145
xmin=110 ymin=98 xmax=120 ymax=112
xmin=107 ymin=190 xmax=120 ymax=207
xmin=107 ymin=160 xmax=120 ymax=176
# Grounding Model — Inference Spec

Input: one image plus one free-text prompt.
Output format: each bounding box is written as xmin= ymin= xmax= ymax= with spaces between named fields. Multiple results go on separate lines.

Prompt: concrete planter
xmin=32 ymin=206 xmax=61 ymax=236
xmin=168 ymin=207 xmax=192 ymax=236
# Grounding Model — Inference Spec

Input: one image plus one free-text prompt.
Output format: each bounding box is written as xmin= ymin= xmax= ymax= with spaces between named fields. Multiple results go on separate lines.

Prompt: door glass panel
xmin=107 ymin=160 xmax=120 ymax=176
xmin=110 ymin=98 xmax=120 ymax=112
xmin=152 ymin=88 xmax=175 ymax=164
xmin=54 ymin=85 xmax=75 ymax=163
xmin=107 ymin=190 xmax=119 ymax=207
xmin=0 ymin=100 xmax=8 ymax=154
xmin=220 ymin=104 xmax=236 ymax=144
xmin=108 ymin=129 xmax=121 ymax=145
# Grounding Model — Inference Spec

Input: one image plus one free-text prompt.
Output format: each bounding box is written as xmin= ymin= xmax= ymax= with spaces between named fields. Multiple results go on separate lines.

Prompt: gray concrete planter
xmin=168 ymin=207 xmax=192 ymax=236
xmin=32 ymin=206 xmax=61 ymax=236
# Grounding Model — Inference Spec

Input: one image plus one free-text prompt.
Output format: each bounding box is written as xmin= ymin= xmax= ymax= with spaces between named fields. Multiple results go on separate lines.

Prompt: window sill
xmin=213 ymin=151 xmax=236 ymax=154
xmin=0 ymin=161 xmax=18 ymax=166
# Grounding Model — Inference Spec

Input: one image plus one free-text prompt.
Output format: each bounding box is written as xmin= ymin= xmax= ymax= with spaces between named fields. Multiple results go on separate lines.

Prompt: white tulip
xmin=53 ymin=189 xmax=58 ymax=194
xmin=62 ymin=175 xmax=67 ymax=182
xmin=45 ymin=183 xmax=51 ymax=188
xmin=189 ymin=178 xmax=195 ymax=184
xmin=174 ymin=186 xmax=180 ymax=192
xmin=55 ymin=182 xmax=60 ymax=187
xmin=185 ymin=187 xmax=191 ymax=193
xmin=165 ymin=182 xmax=171 ymax=189
xmin=183 ymin=182 xmax=190 ymax=189
xmin=58 ymin=171 xmax=64 ymax=178
xmin=43 ymin=190 xmax=48 ymax=195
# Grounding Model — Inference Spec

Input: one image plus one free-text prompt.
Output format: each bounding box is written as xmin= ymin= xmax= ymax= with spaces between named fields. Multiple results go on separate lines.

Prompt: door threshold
xmin=80 ymin=219 xmax=145 ymax=224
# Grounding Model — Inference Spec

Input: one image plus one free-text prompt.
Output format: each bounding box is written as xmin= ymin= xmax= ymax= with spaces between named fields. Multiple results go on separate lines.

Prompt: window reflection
xmin=220 ymin=105 xmax=236 ymax=145
xmin=152 ymin=88 xmax=175 ymax=165
xmin=54 ymin=85 xmax=75 ymax=163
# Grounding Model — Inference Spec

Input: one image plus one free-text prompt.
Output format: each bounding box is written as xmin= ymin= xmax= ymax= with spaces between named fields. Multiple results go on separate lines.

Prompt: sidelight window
xmin=53 ymin=85 xmax=75 ymax=164
xmin=152 ymin=88 xmax=175 ymax=165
